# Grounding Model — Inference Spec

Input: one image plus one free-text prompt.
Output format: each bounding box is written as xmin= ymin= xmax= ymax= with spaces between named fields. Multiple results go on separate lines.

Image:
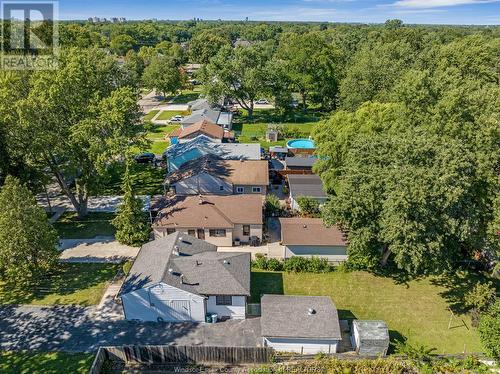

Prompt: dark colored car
xmin=134 ymin=152 xmax=155 ymax=163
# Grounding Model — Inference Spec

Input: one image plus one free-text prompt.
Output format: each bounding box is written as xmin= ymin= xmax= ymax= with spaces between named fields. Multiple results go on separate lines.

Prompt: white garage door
xmin=264 ymin=337 xmax=338 ymax=354
xmin=149 ymin=288 xmax=192 ymax=322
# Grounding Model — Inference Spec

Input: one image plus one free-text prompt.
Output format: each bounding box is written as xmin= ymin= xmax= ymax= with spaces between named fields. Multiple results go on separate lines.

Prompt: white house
xmin=120 ymin=232 xmax=250 ymax=322
xmin=261 ymin=295 xmax=342 ymax=354
xmin=279 ymin=218 xmax=348 ymax=263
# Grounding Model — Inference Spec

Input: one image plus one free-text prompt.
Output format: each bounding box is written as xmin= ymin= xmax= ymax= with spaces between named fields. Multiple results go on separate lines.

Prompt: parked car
xmin=256 ymin=99 xmax=269 ymax=105
xmin=134 ymin=152 xmax=155 ymax=163
xmin=169 ymin=115 xmax=183 ymax=122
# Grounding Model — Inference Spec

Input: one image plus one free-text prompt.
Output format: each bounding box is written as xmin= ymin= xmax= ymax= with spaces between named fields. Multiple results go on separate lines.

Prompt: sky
xmin=58 ymin=0 xmax=500 ymax=25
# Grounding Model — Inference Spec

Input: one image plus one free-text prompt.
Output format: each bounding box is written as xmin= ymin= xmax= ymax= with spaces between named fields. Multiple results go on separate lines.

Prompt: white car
xmin=255 ymin=99 xmax=269 ymax=105
xmin=170 ymin=115 xmax=183 ymax=122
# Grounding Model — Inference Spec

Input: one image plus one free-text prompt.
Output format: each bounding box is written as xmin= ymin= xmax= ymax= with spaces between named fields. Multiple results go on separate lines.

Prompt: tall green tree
xmin=0 ymin=176 xmax=58 ymax=284
xmin=479 ymin=299 xmax=500 ymax=359
xmin=188 ymin=31 xmax=231 ymax=64
xmin=112 ymin=164 xmax=150 ymax=246
xmin=15 ymin=48 xmax=143 ymax=218
xmin=142 ymin=56 xmax=185 ymax=97
xmin=201 ymin=43 xmax=272 ymax=117
xmin=110 ymin=34 xmax=136 ymax=55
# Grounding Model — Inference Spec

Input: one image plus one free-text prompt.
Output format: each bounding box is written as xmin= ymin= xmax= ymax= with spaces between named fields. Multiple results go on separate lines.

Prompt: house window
xmin=252 ymin=187 xmax=261 ymax=193
xmin=236 ymin=187 xmax=244 ymax=194
xmin=188 ymin=229 xmax=196 ymax=236
xmin=219 ymin=185 xmax=224 ymax=191
xmin=216 ymin=295 xmax=232 ymax=305
xmin=166 ymin=228 xmax=176 ymax=235
xmin=209 ymin=229 xmax=226 ymax=237
xmin=243 ymin=225 xmax=250 ymax=236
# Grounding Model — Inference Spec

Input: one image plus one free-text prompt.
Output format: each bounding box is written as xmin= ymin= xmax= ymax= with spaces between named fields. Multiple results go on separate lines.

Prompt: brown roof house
xmin=279 ymin=218 xmax=348 ymax=262
xmin=153 ymin=194 xmax=264 ymax=247
xmin=168 ymin=119 xmax=234 ymax=144
xmin=164 ymin=155 xmax=268 ymax=196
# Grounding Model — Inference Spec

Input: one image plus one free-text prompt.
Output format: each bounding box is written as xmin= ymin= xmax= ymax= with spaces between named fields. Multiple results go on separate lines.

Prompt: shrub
xmin=296 ymin=196 xmax=321 ymax=217
xmin=266 ymin=258 xmax=283 ymax=271
xmin=306 ymin=256 xmax=331 ymax=273
xmin=122 ymin=260 xmax=133 ymax=275
xmin=479 ymin=299 xmax=500 ymax=359
xmin=253 ymin=254 xmax=268 ymax=270
xmin=265 ymin=195 xmax=281 ymax=216
xmin=283 ymin=256 xmax=309 ymax=272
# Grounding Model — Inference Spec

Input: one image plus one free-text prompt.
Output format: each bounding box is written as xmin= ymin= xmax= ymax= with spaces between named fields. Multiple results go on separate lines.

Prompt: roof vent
xmin=180 ymin=274 xmax=185 ymax=284
xmin=308 ymin=308 xmax=316 ymax=315
xmin=303 ymin=224 xmax=307 ymax=229
xmin=223 ymin=260 xmax=230 ymax=265
xmin=173 ymin=246 xmax=180 ymax=256
xmin=168 ymin=268 xmax=174 ymax=273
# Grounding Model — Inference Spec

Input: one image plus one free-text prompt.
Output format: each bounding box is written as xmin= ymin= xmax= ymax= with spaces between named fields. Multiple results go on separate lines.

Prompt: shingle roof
xmin=176 ymin=119 xmax=224 ymax=140
xmin=279 ymin=218 xmax=347 ymax=246
xmin=353 ymin=320 xmax=389 ymax=341
xmin=285 ymin=157 xmax=318 ymax=168
xmin=187 ymin=99 xmax=212 ymax=111
xmin=166 ymin=155 xmax=269 ymax=186
xmin=181 ymin=108 xmax=220 ymax=126
xmin=121 ymin=232 xmax=250 ymax=296
xmin=288 ymin=174 xmax=327 ymax=199
xmin=165 ymin=135 xmax=261 ymax=167
xmin=260 ymin=295 xmax=342 ymax=339
xmin=154 ymin=194 xmax=264 ymax=229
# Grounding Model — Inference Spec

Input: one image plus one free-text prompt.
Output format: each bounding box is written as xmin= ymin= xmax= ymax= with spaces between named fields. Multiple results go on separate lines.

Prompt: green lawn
xmin=148 ymin=140 xmax=170 ymax=155
xmin=251 ymin=270 xmax=486 ymax=354
xmin=146 ymin=124 xmax=180 ymax=140
xmin=156 ymin=110 xmax=189 ymax=121
xmin=170 ymin=89 xmax=200 ymax=104
xmin=143 ymin=109 xmax=159 ymax=121
xmin=53 ymin=212 xmax=116 ymax=239
xmin=0 ymin=351 xmax=94 ymax=374
xmin=0 ymin=263 xmax=119 ymax=306
xmin=232 ymin=108 xmax=321 ymax=148
xmin=99 ymin=162 xmax=165 ymax=195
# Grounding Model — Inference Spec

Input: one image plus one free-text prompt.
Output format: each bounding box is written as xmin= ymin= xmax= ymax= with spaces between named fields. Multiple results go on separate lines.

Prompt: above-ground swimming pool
xmin=287 ymin=138 xmax=316 ymax=149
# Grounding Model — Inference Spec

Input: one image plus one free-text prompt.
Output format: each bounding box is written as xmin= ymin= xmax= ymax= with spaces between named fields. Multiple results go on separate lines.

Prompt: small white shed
xmin=352 ymin=320 xmax=390 ymax=356
xmin=261 ymin=295 xmax=342 ymax=354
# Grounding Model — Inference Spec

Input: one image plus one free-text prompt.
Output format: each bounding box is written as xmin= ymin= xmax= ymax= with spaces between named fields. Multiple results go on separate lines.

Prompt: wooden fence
xmin=89 ymin=345 xmax=274 ymax=373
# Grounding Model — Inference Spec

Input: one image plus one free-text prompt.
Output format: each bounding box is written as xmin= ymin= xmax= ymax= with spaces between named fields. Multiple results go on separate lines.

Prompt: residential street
xmin=0 ymin=305 xmax=261 ymax=353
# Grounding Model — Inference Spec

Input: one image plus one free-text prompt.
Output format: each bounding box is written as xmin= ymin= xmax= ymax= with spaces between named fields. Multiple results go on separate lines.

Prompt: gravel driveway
xmin=0 ymin=305 xmax=261 ymax=352
xmin=58 ymin=237 xmax=139 ymax=263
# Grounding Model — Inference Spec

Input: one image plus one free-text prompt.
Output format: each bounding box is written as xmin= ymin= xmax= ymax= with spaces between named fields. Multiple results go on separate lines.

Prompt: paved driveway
xmin=0 ymin=305 xmax=261 ymax=352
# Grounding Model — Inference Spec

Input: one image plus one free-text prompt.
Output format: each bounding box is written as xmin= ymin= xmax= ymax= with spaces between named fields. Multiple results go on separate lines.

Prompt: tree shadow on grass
xmin=429 ymin=271 xmax=499 ymax=314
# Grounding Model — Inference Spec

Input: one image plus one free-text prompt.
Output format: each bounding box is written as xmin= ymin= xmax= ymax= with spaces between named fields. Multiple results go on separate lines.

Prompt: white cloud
xmin=393 ymin=0 xmax=499 ymax=8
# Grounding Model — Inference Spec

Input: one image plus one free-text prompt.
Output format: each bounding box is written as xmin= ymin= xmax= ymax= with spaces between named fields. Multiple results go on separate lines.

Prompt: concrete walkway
xmin=0 ymin=305 xmax=261 ymax=352
xmin=89 ymin=277 xmax=125 ymax=321
xmin=58 ymin=237 xmax=139 ymax=263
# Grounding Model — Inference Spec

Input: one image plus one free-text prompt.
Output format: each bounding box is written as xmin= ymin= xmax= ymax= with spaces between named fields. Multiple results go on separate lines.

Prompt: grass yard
xmin=146 ymin=124 xmax=180 ymax=140
xmin=170 ymin=88 xmax=201 ymax=104
xmin=0 ymin=351 xmax=94 ymax=374
xmin=99 ymin=162 xmax=165 ymax=195
xmin=0 ymin=263 xmax=119 ymax=306
xmin=148 ymin=140 xmax=170 ymax=155
xmin=142 ymin=109 xmax=159 ymax=122
xmin=251 ymin=270 xmax=487 ymax=354
xmin=156 ymin=110 xmax=189 ymax=121
xmin=53 ymin=212 xmax=116 ymax=239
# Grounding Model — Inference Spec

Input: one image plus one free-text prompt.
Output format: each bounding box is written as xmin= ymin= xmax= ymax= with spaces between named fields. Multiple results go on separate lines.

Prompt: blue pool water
xmin=287 ymin=139 xmax=315 ymax=149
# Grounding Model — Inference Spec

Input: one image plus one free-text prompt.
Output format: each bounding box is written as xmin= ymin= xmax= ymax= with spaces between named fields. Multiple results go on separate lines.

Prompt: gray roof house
xmin=181 ymin=108 xmax=234 ymax=130
xmin=261 ymin=295 xmax=342 ymax=354
xmin=165 ymin=135 xmax=261 ymax=171
xmin=284 ymin=157 xmax=318 ymax=171
xmin=352 ymin=320 xmax=390 ymax=357
xmin=287 ymin=174 xmax=328 ymax=211
xmin=120 ymin=232 xmax=251 ymax=322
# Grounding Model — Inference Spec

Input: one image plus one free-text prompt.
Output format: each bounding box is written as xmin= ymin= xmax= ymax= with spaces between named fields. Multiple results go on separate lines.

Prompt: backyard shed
xmin=351 ymin=320 xmax=390 ymax=356
xmin=261 ymin=295 xmax=342 ymax=354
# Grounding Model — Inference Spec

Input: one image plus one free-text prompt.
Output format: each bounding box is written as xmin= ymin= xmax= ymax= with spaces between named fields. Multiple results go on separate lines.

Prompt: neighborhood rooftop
xmin=353 ymin=320 xmax=390 ymax=341
xmin=165 ymin=135 xmax=261 ymax=164
xmin=168 ymin=119 xmax=234 ymax=141
xmin=260 ymin=295 xmax=342 ymax=340
xmin=154 ymin=194 xmax=264 ymax=228
xmin=285 ymin=156 xmax=318 ymax=168
xmin=279 ymin=218 xmax=347 ymax=246
xmin=287 ymin=174 xmax=327 ymax=199
xmin=121 ymin=232 xmax=250 ymax=296
xmin=165 ymin=155 xmax=269 ymax=186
